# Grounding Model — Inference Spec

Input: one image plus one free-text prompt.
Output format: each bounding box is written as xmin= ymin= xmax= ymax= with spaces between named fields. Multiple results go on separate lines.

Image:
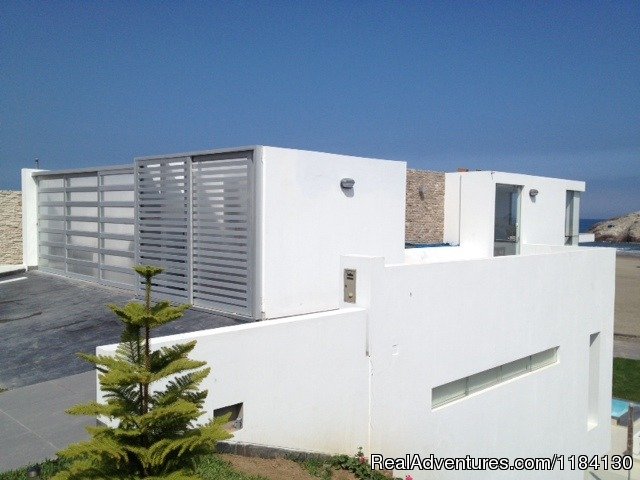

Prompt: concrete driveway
xmin=0 ymin=372 xmax=94 ymax=472
xmin=0 ymin=270 xmax=242 ymax=390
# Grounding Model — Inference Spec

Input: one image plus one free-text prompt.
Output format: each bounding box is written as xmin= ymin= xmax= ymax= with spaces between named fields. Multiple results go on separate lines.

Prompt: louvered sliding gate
xmin=191 ymin=152 xmax=253 ymax=316
xmin=36 ymin=167 xmax=136 ymax=288
xmin=135 ymin=151 xmax=255 ymax=317
xmin=135 ymin=157 xmax=191 ymax=302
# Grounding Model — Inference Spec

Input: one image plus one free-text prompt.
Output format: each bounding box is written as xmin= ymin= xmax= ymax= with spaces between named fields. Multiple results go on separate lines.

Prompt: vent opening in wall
xmin=214 ymin=402 xmax=243 ymax=432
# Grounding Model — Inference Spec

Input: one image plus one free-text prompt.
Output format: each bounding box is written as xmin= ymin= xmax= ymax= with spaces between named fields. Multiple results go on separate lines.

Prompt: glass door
xmin=494 ymin=184 xmax=521 ymax=256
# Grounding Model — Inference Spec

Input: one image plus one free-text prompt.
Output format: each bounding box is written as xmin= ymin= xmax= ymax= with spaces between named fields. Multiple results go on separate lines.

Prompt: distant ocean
xmin=579 ymin=218 xmax=640 ymax=255
xmin=580 ymin=218 xmax=604 ymax=233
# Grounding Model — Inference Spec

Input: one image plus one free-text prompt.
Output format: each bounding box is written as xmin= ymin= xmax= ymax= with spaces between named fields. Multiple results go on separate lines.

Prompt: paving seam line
xmin=0 ymin=407 xmax=59 ymax=450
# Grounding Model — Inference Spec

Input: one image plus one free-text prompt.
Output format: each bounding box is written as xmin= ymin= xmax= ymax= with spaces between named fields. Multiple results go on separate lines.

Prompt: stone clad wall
xmin=0 ymin=191 xmax=23 ymax=264
xmin=405 ymin=169 xmax=445 ymax=244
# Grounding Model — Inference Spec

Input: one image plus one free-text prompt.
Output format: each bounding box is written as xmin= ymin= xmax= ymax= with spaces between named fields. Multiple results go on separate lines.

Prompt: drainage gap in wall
xmin=214 ymin=402 xmax=243 ymax=432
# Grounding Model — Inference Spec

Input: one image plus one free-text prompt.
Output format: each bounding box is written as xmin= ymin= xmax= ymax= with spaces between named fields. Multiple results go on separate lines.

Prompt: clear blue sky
xmin=1 ymin=1 xmax=638 ymax=218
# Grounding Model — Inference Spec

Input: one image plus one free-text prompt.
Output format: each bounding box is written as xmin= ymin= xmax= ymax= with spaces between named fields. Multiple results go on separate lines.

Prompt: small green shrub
xmin=52 ymin=266 xmax=231 ymax=479
xmin=303 ymin=458 xmax=333 ymax=479
xmin=331 ymin=448 xmax=397 ymax=480
xmin=0 ymin=459 xmax=69 ymax=480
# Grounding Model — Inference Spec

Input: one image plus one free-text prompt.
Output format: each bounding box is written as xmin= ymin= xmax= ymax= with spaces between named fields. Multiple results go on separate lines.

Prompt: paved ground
xmin=0 ymin=270 xmax=243 ymax=390
xmin=0 ymin=270 xmax=245 ymax=472
xmin=586 ymin=422 xmax=640 ymax=479
xmin=614 ymin=336 xmax=640 ymax=360
xmin=611 ymin=255 xmax=640 ymax=360
xmin=614 ymin=256 xmax=640 ymax=338
xmin=0 ymin=372 xmax=94 ymax=472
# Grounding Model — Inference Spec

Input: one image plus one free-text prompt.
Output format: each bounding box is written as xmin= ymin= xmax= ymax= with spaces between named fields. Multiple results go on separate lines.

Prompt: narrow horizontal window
xmin=531 ymin=348 xmax=557 ymax=369
xmin=432 ymin=347 xmax=558 ymax=409
xmin=467 ymin=366 xmax=500 ymax=394
xmin=501 ymin=356 xmax=530 ymax=381
xmin=431 ymin=378 xmax=467 ymax=407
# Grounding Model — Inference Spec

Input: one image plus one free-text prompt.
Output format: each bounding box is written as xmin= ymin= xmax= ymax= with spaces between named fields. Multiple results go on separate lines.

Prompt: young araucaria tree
xmin=53 ymin=266 xmax=231 ymax=480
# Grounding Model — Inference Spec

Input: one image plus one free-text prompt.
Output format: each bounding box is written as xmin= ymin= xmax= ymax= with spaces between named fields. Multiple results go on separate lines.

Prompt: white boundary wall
xmin=97 ymin=307 xmax=369 ymax=454
xmin=96 ymin=246 xmax=614 ymax=480
xmin=343 ymin=247 xmax=615 ymax=480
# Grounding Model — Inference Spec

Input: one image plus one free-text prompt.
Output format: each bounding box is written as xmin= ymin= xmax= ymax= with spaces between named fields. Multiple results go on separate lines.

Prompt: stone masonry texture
xmin=405 ymin=169 xmax=445 ymax=244
xmin=0 ymin=191 xmax=22 ymax=264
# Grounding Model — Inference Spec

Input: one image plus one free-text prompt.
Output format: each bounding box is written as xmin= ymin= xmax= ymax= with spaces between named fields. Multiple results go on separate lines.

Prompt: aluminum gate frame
xmin=134 ymin=149 xmax=257 ymax=319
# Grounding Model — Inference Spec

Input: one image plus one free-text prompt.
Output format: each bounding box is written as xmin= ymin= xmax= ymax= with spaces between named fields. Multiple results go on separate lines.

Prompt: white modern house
xmin=21 ymin=146 xmax=615 ymax=479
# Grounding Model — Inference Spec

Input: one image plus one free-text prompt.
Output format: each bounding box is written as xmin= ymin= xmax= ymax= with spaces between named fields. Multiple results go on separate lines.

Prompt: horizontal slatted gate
xmin=134 ymin=152 xmax=255 ymax=317
xmin=191 ymin=153 xmax=253 ymax=316
xmin=36 ymin=168 xmax=136 ymax=288
xmin=135 ymin=157 xmax=191 ymax=302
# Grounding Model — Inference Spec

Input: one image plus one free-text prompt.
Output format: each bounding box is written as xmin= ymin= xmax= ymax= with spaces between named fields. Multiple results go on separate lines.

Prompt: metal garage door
xmin=36 ymin=167 xmax=136 ymax=288
xmin=191 ymin=152 xmax=254 ymax=317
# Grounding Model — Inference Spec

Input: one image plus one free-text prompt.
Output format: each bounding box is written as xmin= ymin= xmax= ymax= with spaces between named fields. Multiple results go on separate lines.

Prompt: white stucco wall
xmin=444 ymin=171 xmax=585 ymax=256
xmin=259 ymin=146 xmax=406 ymax=319
xmin=342 ymin=247 xmax=614 ymax=480
xmin=97 ymin=307 xmax=369 ymax=454
xmin=443 ymin=172 xmax=461 ymax=246
xmin=21 ymin=168 xmax=43 ymax=267
xmin=96 ymin=245 xmax=614 ymax=479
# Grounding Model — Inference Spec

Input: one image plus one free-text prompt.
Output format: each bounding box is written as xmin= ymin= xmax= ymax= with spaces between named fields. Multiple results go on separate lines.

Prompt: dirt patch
xmin=220 ymin=454 xmax=358 ymax=480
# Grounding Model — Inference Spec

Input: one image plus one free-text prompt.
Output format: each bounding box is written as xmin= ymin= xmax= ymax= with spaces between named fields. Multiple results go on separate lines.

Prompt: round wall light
xmin=340 ymin=178 xmax=355 ymax=189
